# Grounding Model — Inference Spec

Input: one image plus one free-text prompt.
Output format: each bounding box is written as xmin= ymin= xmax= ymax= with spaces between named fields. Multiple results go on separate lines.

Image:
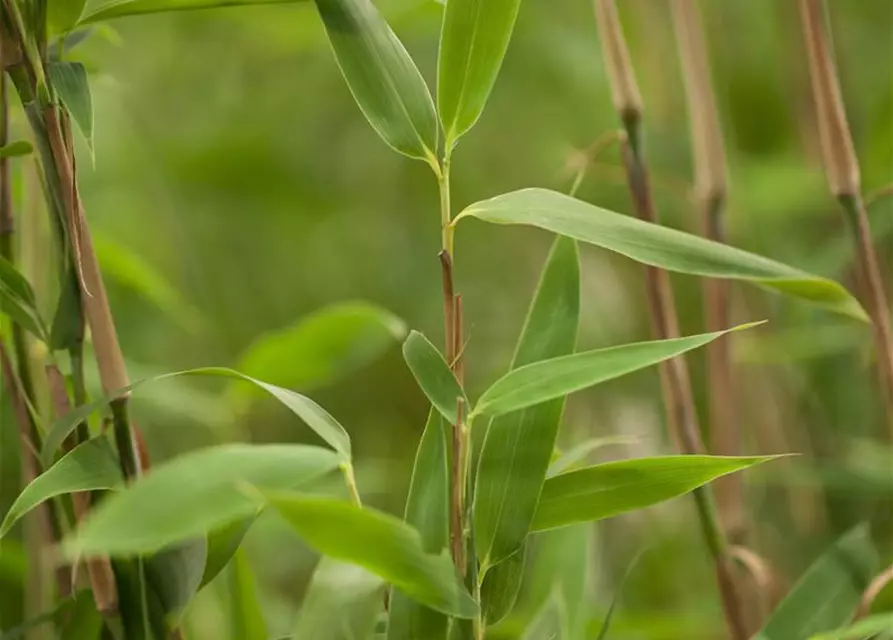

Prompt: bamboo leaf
xmin=79 ymin=0 xmax=306 ymax=23
xmin=402 ymin=331 xmax=466 ymax=426
xmin=314 ymin=0 xmax=438 ymax=161
xmin=437 ymin=0 xmax=523 ymax=146
xmin=532 ymin=455 xmax=780 ymax=531
xmin=0 ymin=438 xmax=121 ymax=539
xmin=474 ymin=324 xmax=760 ymax=419
xmin=0 ymin=140 xmax=33 ymax=158
xmin=454 ymin=188 xmax=867 ymax=321
xmin=474 ymin=236 xmax=579 ymax=569
xmin=293 ymin=559 xmax=386 ymax=640
xmin=809 ymin=614 xmax=893 ymax=640
xmin=265 ymin=492 xmax=478 ymax=618
xmin=547 ymin=436 xmax=638 ymax=477
xmin=480 ymin=546 xmax=526 ymax=626
xmin=48 ymin=0 xmax=88 ymax=33
xmin=755 ymin=524 xmax=879 ymax=640
xmin=144 ymin=538 xmax=208 ymax=620
xmin=200 ymin=515 xmax=258 ymax=588
xmin=387 ymin=411 xmax=450 ymax=640
xmin=229 ymin=549 xmax=268 ymax=640
xmin=64 ymin=444 xmax=341 ymax=555
xmin=0 ymin=254 xmax=48 ymax=342
xmin=47 ymin=62 xmax=94 ymax=151
xmin=42 ymin=367 xmax=352 ymax=467
xmin=233 ymin=301 xmax=406 ymax=404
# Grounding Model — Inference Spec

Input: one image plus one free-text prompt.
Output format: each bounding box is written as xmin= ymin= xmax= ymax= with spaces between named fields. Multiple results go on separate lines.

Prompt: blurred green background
xmin=4 ymin=0 xmax=893 ymax=637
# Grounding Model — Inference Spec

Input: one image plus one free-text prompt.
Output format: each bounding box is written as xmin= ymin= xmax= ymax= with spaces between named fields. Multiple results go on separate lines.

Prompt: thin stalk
xmin=343 ymin=463 xmax=362 ymax=507
xmin=799 ymin=0 xmax=893 ymax=435
xmin=593 ymin=1 xmax=747 ymax=637
xmin=670 ymin=0 xmax=745 ymax=542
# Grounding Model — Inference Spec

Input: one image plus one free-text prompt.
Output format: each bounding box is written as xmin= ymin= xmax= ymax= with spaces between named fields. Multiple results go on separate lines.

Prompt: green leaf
xmin=233 ymin=301 xmax=406 ymax=405
xmin=0 ymin=438 xmax=121 ymax=539
xmin=79 ymin=0 xmax=306 ymax=23
xmin=547 ymin=436 xmax=638 ymax=477
xmin=294 ymin=559 xmax=386 ymax=640
xmin=809 ymin=614 xmax=893 ymax=640
xmin=265 ymin=493 xmax=478 ymax=618
xmin=481 ymin=546 xmax=526 ymax=626
xmin=532 ymin=455 xmax=779 ymax=531
xmin=0 ymin=140 xmax=33 ymax=158
xmin=474 ymin=236 xmax=579 ymax=569
xmin=42 ymin=367 xmax=352 ymax=467
xmin=47 ymin=62 xmax=93 ymax=152
xmin=437 ymin=0 xmax=523 ymax=146
xmin=48 ymin=0 xmax=88 ymax=34
xmin=594 ymin=547 xmax=648 ymax=640
xmin=0 ymin=254 xmax=48 ymax=342
xmin=200 ymin=515 xmax=258 ymax=588
xmin=113 ymin=558 xmax=168 ymax=640
xmin=473 ymin=324 xmax=761 ymax=419
xmin=454 ymin=188 xmax=867 ymax=321
xmin=49 ymin=268 xmax=83 ymax=351
xmin=754 ymin=524 xmax=879 ymax=640
xmin=387 ymin=411 xmax=450 ymax=640
xmin=402 ymin=331 xmax=466 ymax=426
xmin=144 ymin=538 xmax=208 ymax=620
xmin=64 ymin=444 xmax=341 ymax=555
xmin=228 ymin=549 xmax=267 ymax=640
xmin=313 ymin=0 xmax=438 ymax=161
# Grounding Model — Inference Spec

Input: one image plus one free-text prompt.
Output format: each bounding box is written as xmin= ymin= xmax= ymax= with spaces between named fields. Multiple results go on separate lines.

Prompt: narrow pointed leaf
xmin=200 ymin=515 xmax=258 ymax=588
xmin=229 ymin=549 xmax=268 ymax=640
xmin=64 ymin=444 xmax=341 ymax=555
xmin=314 ymin=0 xmax=438 ymax=161
xmin=481 ymin=546 xmax=526 ymax=626
xmin=1 ymin=438 xmax=121 ymax=539
xmin=474 ymin=236 xmax=579 ymax=569
xmin=547 ymin=436 xmax=638 ymax=477
xmin=0 ymin=140 xmax=33 ymax=158
xmin=809 ymin=614 xmax=893 ymax=640
xmin=144 ymin=538 xmax=208 ymax=619
xmin=754 ymin=524 xmax=879 ymax=640
xmin=42 ymin=367 xmax=352 ymax=467
xmin=48 ymin=0 xmax=88 ymax=33
xmin=79 ymin=0 xmax=307 ymax=23
xmin=455 ymin=188 xmax=867 ymax=321
xmin=387 ymin=411 xmax=450 ymax=640
xmin=48 ymin=61 xmax=94 ymax=151
xmin=474 ymin=324 xmax=761 ymax=419
xmin=532 ymin=455 xmax=780 ymax=531
xmin=265 ymin=493 xmax=478 ymax=618
xmin=594 ymin=547 xmax=648 ymax=640
xmin=0 ymin=254 xmax=48 ymax=341
xmin=437 ymin=0 xmax=523 ymax=145
xmin=294 ymin=559 xmax=386 ymax=640
xmin=402 ymin=331 xmax=466 ymax=425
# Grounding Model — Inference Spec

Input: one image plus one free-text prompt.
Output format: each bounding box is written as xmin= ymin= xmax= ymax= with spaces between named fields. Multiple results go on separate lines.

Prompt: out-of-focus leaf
xmin=64 ymin=444 xmax=340 ymax=555
xmin=547 ymin=436 xmax=638 ymax=477
xmin=58 ymin=589 xmax=103 ymax=639
xmin=402 ymin=331 xmax=466 ymax=426
xmin=94 ymin=232 xmax=201 ymax=332
xmin=293 ymin=559 xmax=385 ymax=640
xmin=474 ymin=236 xmax=579 ymax=571
xmin=474 ymin=324 xmax=760 ymax=418
xmin=0 ymin=254 xmax=48 ymax=342
xmin=42 ymin=367 xmax=352 ymax=467
xmin=0 ymin=141 xmax=33 ymax=159
xmin=809 ymin=613 xmax=893 ymax=640
xmin=454 ymin=188 xmax=867 ymax=321
xmin=532 ymin=455 xmax=780 ymax=531
xmin=233 ymin=301 xmax=405 ymax=404
xmin=387 ymin=411 xmax=450 ymax=640
xmin=481 ymin=546 xmax=526 ymax=626
xmin=200 ymin=515 xmax=258 ymax=588
xmin=144 ymin=537 xmax=208 ymax=620
xmin=228 ymin=549 xmax=267 ymax=640
xmin=47 ymin=62 xmax=93 ymax=151
xmin=114 ymin=559 xmax=168 ymax=640
xmin=49 ymin=269 xmax=83 ymax=351
xmin=79 ymin=0 xmax=307 ymax=24
xmin=754 ymin=524 xmax=879 ymax=640
xmin=0 ymin=595 xmax=75 ymax=639
xmin=437 ymin=0 xmax=523 ymax=146
xmin=265 ymin=492 xmax=477 ymax=618
xmin=594 ymin=548 xmax=648 ymax=640
xmin=48 ymin=0 xmax=88 ymax=34
xmin=313 ymin=0 xmax=438 ymax=161
xmin=0 ymin=438 xmax=121 ymax=539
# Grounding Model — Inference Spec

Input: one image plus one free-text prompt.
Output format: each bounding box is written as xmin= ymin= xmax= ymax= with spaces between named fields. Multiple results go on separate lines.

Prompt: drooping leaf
xmin=0 ymin=140 xmax=33 ymax=158
xmin=48 ymin=0 xmax=88 ymax=34
xmin=480 ymin=545 xmax=526 ymax=626
xmin=0 ymin=254 xmax=48 ymax=342
xmin=454 ymin=188 xmax=867 ymax=321
xmin=314 ymin=0 xmax=438 ymax=161
xmin=264 ymin=492 xmax=477 ymax=618
xmin=387 ymin=411 xmax=450 ymax=640
xmin=437 ymin=0 xmax=523 ymax=146
xmin=547 ymin=436 xmax=638 ymax=477
xmin=532 ymin=455 xmax=780 ymax=531
xmin=200 ymin=515 xmax=258 ymax=588
xmin=233 ymin=301 xmax=405 ymax=404
xmin=0 ymin=438 xmax=121 ymax=539
xmin=473 ymin=324 xmax=762 ymax=419
xmin=64 ymin=444 xmax=341 ymax=555
xmin=293 ymin=559 xmax=386 ymax=640
xmin=79 ymin=0 xmax=306 ymax=24
xmin=809 ymin=613 xmax=893 ymax=640
xmin=42 ymin=367 xmax=352 ymax=467
xmin=144 ymin=537 xmax=208 ymax=620
xmin=47 ymin=61 xmax=94 ymax=151
xmin=474 ymin=236 xmax=579 ymax=570
xmin=402 ymin=331 xmax=467 ymax=426
xmin=754 ymin=524 xmax=879 ymax=640
xmin=228 ymin=549 xmax=268 ymax=640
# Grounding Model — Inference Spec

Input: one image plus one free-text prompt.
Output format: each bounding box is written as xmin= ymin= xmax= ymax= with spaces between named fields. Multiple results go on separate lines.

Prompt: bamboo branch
xmin=593 ymin=2 xmax=747 ymax=637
